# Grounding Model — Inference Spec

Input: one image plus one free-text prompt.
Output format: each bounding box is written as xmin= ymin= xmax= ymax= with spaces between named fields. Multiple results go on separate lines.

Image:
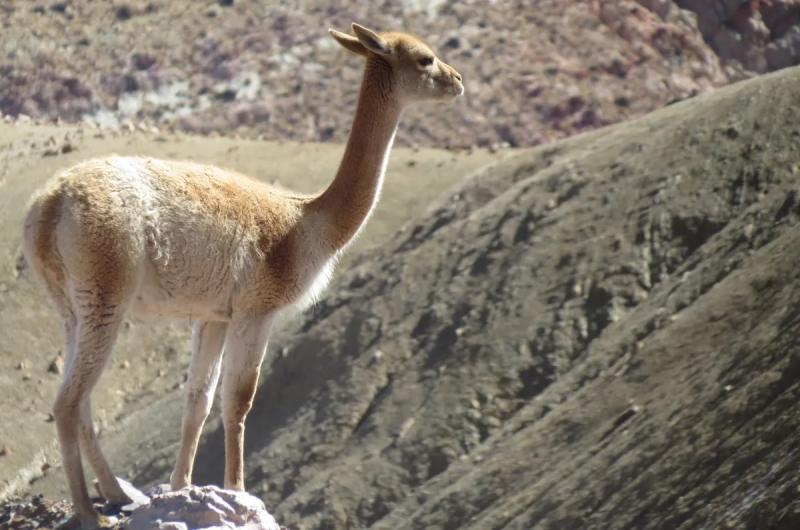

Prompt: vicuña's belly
xmin=129 ymin=259 xmax=236 ymax=321
xmin=129 ymin=225 xmax=339 ymax=320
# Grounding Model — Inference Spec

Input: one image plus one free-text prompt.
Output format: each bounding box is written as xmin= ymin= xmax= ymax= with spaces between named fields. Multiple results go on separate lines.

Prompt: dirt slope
xmin=20 ymin=65 xmax=800 ymax=529
xmin=0 ymin=122 xmax=503 ymax=500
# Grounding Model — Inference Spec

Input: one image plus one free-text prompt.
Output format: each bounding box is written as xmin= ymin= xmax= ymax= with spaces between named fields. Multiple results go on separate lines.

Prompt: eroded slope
xmin=13 ymin=63 xmax=800 ymax=530
xmin=186 ymin=66 xmax=800 ymax=529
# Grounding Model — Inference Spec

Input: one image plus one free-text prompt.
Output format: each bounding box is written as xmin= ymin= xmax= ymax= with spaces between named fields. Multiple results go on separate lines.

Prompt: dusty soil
xmin=8 ymin=64 xmax=800 ymax=529
xmin=0 ymin=0 xmax=742 ymax=149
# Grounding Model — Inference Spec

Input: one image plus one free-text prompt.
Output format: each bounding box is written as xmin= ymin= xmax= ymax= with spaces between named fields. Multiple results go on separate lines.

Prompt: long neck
xmin=308 ymin=59 xmax=402 ymax=250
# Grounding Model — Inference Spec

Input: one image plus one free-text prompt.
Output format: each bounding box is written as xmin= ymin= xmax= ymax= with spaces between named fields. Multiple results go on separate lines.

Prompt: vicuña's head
xmin=329 ymin=23 xmax=464 ymax=105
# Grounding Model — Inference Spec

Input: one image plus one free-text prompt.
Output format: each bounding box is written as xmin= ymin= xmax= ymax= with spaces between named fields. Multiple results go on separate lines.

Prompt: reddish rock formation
xmin=677 ymin=0 xmax=800 ymax=71
xmin=0 ymin=1 xmax=733 ymax=149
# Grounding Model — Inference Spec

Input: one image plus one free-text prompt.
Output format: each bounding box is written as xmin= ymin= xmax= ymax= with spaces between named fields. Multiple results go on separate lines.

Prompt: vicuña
xmin=22 ymin=23 xmax=463 ymax=529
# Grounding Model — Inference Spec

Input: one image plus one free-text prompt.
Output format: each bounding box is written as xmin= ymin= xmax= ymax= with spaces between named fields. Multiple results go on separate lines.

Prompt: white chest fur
xmin=289 ymin=214 xmax=342 ymax=311
xmin=294 ymin=257 xmax=337 ymax=311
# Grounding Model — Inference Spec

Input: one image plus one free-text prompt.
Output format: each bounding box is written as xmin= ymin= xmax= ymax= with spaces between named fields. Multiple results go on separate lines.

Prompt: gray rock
xmin=118 ymin=477 xmax=151 ymax=512
xmin=636 ymin=0 xmax=671 ymax=19
xmin=125 ymin=486 xmax=280 ymax=530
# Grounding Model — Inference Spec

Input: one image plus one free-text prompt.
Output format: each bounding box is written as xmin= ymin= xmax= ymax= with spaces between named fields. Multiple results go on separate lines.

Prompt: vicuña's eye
xmin=418 ymin=56 xmax=433 ymax=67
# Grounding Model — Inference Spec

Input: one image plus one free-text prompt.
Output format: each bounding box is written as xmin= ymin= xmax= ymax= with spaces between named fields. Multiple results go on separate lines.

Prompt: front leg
xmin=221 ymin=314 xmax=274 ymax=490
xmin=171 ymin=320 xmax=228 ymax=490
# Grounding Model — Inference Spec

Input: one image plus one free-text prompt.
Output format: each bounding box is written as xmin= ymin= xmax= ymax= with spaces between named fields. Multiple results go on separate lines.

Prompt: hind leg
xmin=54 ymin=291 xmax=129 ymax=528
xmin=57 ymin=301 xmax=129 ymax=506
xmin=79 ymin=398 xmax=130 ymax=505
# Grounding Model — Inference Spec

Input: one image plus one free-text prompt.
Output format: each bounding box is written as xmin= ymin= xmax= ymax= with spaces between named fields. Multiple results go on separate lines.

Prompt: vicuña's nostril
xmin=454 ymin=72 xmax=462 ymax=82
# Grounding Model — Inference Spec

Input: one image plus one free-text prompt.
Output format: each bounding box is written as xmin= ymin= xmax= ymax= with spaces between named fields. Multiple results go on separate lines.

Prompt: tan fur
xmin=24 ymin=183 xmax=68 ymax=314
xmin=22 ymin=23 xmax=462 ymax=529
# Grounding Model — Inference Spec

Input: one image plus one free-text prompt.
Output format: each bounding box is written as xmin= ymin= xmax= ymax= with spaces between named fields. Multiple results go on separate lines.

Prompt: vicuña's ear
xmin=329 ymin=28 xmax=368 ymax=56
xmin=351 ymin=23 xmax=391 ymax=55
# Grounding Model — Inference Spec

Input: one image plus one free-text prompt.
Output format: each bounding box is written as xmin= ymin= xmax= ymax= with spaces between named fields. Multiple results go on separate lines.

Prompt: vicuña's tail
xmin=22 ymin=178 xmax=70 ymax=316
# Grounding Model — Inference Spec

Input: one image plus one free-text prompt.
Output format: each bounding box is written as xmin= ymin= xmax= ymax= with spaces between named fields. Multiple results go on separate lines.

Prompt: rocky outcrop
xmin=127 ymin=486 xmax=281 ymax=530
xmin=4 ymin=2 xmax=798 ymax=148
xmin=0 ymin=485 xmax=282 ymax=530
xmin=677 ymin=0 xmax=800 ymax=71
xmin=0 ymin=1 xmax=732 ymax=148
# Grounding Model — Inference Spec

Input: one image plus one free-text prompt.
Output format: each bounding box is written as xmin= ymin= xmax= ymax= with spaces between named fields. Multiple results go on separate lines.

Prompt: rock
xmin=371 ymin=350 xmax=383 ymax=364
xmin=678 ymin=0 xmax=800 ymax=72
xmin=637 ymin=0 xmax=671 ymax=19
xmin=131 ymin=53 xmax=157 ymax=71
xmin=94 ymin=477 xmax=151 ymax=512
xmin=125 ymin=486 xmax=280 ymax=530
xmin=48 ymin=353 xmax=64 ymax=375
xmin=145 ymin=484 xmax=172 ymax=497
xmin=160 ymin=524 xmax=187 ymax=530
xmin=0 ymin=496 xmax=72 ymax=529
xmin=116 ymin=6 xmax=132 ymax=21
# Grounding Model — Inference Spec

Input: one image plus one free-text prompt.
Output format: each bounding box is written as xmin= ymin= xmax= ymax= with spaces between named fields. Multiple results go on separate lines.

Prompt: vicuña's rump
xmin=22 ymin=23 xmax=462 ymax=530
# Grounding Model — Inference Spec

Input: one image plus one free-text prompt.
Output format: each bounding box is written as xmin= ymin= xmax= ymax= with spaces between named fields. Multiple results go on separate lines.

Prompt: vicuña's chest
xmin=233 ymin=215 xmax=340 ymax=315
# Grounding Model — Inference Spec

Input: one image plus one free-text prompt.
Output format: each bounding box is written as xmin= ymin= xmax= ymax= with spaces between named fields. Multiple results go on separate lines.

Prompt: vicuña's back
xmin=23 ymin=23 xmax=463 ymax=530
xmin=25 ymin=156 xmax=316 ymax=323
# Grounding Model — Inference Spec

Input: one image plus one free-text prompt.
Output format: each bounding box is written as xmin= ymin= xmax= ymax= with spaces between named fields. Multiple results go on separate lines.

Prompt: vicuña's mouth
xmin=452 ymin=81 xmax=465 ymax=97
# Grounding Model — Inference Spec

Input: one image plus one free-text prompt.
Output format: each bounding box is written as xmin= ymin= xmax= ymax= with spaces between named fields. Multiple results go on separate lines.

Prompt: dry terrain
xmin=3 ymin=1 xmax=800 ymax=529
xmin=4 ymin=63 xmax=800 ymax=530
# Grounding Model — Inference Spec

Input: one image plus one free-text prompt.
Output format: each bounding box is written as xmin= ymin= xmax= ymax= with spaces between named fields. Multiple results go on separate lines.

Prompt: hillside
xmin=12 ymin=64 xmax=800 ymax=529
xmin=0 ymin=0 xmax=735 ymax=148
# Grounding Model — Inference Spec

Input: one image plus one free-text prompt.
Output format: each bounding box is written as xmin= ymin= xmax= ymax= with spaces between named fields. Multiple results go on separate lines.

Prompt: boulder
xmin=126 ymin=486 xmax=280 ymax=530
